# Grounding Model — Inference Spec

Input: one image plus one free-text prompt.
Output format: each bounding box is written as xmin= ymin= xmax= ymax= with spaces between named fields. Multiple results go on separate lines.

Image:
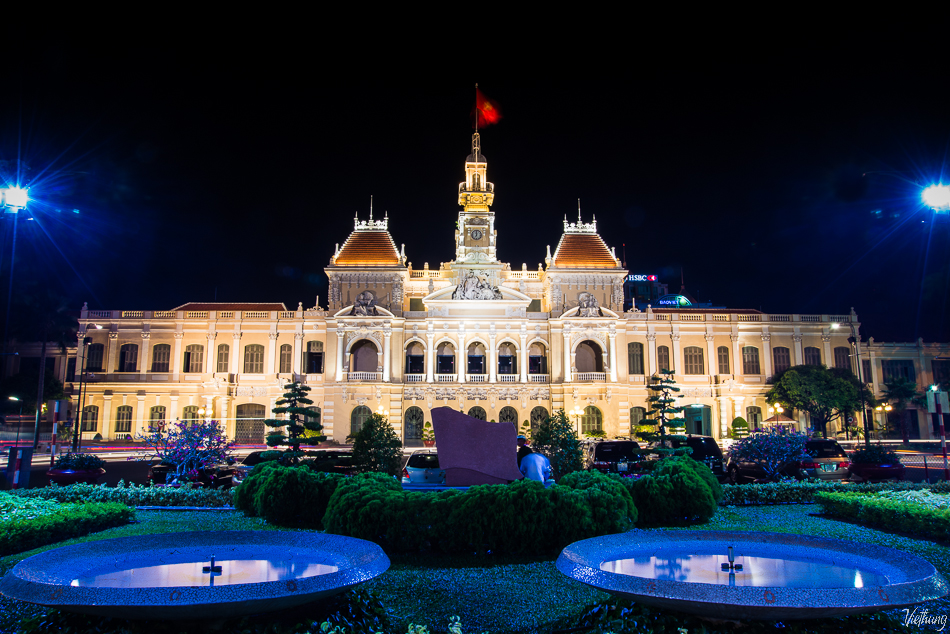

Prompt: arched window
xmin=530 ymin=406 xmax=549 ymax=432
xmin=81 ymin=405 xmax=98 ymax=432
xmin=499 ymin=406 xmax=518 ymax=424
xmin=742 ymin=346 xmax=761 ymax=374
xmin=216 ymin=343 xmax=230 ymax=373
xmin=630 ymin=406 xmax=646 ymax=427
xmin=184 ymin=344 xmax=204 ymax=373
xmin=581 ymin=405 xmax=603 ymax=434
xmin=467 ymin=406 xmax=487 ymax=421
xmin=349 ymin=340 xmax=379 ymax=373
xmin=279 ymin=344 xmax=293 ymax=373
xmin=151 ymin=344 xmax=170 ymax=372
xmin=86 ymin=343 xmax=104 ymax=372
xmin=497 ymin=342 xmax=517 ymax=375
xmin=834 ymin=346 xmax=851 ymax=370
xmin=467 ymin=342 xmax=487 ymax=375
xmin=244 ymin=344 xmax=265 ymax=373
xmin=115 ymin=405 xmax=133 ymax=433
xmin=657 ymin=345 xmax=671 ymax=372
xmin=683 ymin=346 xmax=704 ymax=375
xmin=773 ymin=347 xmax=791 ymax=375
xmin=575 ymin=340 xmax=604 ymax=373
xmin=182 ymin=405 xmax=201 ymax=427
xmin=405 ymin=341 xmax=425 ymax=374
xmin=235 ymin=403 xmax=266 ymax=443
xmin=404 ymin=406 xmax=424 ymax=441
xmin=149 ymin=405 xmax=166 ymax=428
xmin=804 ymin=346 xmax=821 ymax=366
xmin=628 ymin=342 xmax=644 ymax=375
xmin=436 ymin=342 xmax=456 ymax=374
xmin=717 ymin=346 xmax=730 ymax=375
xmin=306 ymin=341 xmax=324 ymax=374
xmin=746 ymin=406 xmax=762 ymax=427
xmin=528 ymin=342 xmax=548 ymax=375
xmin=350 ymin=405 xmax=372 ymax=436
xmin=118 ymin=343 xmax=138 ymax=372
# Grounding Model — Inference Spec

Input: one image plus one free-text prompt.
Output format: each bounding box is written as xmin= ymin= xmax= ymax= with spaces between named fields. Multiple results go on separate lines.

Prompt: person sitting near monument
xmin=519 ymin=451 xmax=554 ymax=487
xmin=516 ymin=434 xmax=532 ymax=468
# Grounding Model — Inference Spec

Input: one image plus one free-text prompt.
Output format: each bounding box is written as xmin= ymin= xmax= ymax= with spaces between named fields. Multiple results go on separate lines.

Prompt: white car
xmin=401 ymin=450 xmax=445 ymax=485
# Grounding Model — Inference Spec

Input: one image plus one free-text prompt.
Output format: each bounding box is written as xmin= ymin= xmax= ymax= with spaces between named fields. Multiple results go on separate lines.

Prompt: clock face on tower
xmin=470 ymin=229 xmax=483 ymax=240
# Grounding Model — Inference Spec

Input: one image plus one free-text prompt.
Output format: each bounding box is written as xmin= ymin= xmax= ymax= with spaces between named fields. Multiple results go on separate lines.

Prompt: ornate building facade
xmin=21 ymin=134 xmax=950 ymax=444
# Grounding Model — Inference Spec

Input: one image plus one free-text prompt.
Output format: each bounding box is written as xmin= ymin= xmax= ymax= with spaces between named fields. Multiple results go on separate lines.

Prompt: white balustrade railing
xmin=347 ymin=372 xmax=382 ymax=382
xmin=467 ymin=374 xmax=487 ymax=383
xmin=575 ymin=372 xmax=606 ymax=382
xmin=498 ymin=374 xmax=518 ymax=382
xmin=529 ymin=374 xmax=550 ymax=383
xmin=435 ymin=373 xmax=457 ymax=382
xmin=405 ymin=374 xmax=425 ymax=383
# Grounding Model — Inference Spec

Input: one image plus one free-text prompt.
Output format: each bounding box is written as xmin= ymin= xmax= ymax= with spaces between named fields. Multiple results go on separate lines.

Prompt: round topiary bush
xmin=623 ymin=456 xmax=719 ymax=526
xmin=233 ymin=462 xmax=345 ymax=527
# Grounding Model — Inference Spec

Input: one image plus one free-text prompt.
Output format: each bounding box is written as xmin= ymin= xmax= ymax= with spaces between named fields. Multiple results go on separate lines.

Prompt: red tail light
xmin=800 ymin=461 xmax=820 ymax=469
xmin=401 ymin=468 xmax=410 ymax=479
xmin=838 ymin=461 xmax=851 ymax=469
xmin=593 ymin=462 xmax=610 ymax=470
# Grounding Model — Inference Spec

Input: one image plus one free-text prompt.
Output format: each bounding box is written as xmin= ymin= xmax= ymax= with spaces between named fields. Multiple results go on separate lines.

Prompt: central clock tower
xmin=454 ymin=132 xmax=498 ymax=265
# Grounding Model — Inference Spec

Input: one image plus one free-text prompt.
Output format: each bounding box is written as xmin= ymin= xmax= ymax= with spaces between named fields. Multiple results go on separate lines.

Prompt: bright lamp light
xmin=2 ymin=186 xmax=28 ymax=209
xmin=922 ymin=184 xmax=950 ymax=211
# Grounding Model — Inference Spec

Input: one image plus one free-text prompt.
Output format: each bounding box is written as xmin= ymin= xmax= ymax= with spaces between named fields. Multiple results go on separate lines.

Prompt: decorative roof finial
xmin=369 ymin=195 xmax=373 ymax=222
xmin=578 ymin=198 xmax=582 ymax=223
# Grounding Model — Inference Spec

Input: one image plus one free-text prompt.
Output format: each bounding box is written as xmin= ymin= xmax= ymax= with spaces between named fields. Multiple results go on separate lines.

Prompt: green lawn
xmin=1 ymin=505 xmax=948 ymax=633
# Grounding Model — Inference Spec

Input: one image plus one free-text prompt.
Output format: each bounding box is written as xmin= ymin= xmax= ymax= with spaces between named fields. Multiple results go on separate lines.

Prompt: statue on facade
xmin=349 ymin=291 xmax=379 ymax=316
xmin=452 ymin=270 xmax=502 ymax=300
xmin=577 ymin=292 xmax=602 ymax=317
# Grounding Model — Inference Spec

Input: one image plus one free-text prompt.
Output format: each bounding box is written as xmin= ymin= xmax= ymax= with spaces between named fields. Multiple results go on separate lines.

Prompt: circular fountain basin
xmin=556 ymin=530 xmax=948 ymax=620
xmin=0 ymin=531 xmax=389 ymax=620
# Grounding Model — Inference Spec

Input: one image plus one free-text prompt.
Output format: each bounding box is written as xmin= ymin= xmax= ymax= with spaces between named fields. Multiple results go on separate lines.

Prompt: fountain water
xmin=557 ymin=530 xmax=948 ymax=620
xmin=1 ymin=531 xmax=389 ymax=620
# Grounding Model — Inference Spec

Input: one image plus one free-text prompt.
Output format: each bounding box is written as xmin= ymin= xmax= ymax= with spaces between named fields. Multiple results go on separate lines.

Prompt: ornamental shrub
xmin=815 ymin=491 xmax=950 ymax=542
xmin=728 ymin=428 xmax=811 ymax=481
xmin=233 ymin=462 xmax=346 ymax=527
xmin=0 ymin=494 xmax=134 ymax=556
xmin=532 ymin=409 xmax=584 ymax=480
xmin=623 ymin=456 xmax=718 ymax=526
xmin=12 ymin=480 xmax=233 ymax=507
xmin=559 ymin=470 xmax=638 ymax=526
xmin=721 ymin=480 xmax=925 ymax=506
xmin=349 ymin=413 xmax=403 ymax=476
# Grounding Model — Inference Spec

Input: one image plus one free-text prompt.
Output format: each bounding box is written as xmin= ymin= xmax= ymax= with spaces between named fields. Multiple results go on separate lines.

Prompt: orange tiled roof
xmin=550 ymin=233 xmax=620 ymax=269
xmin=334 ymin=231 xmax=401 ymax=267
xmin=174 ymin=302 xmax=288 ymax=311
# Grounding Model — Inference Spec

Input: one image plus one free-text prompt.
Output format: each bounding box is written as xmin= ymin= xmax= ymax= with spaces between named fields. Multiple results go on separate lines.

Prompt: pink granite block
xmin=430 ymin=407 xmax=524 ymax=486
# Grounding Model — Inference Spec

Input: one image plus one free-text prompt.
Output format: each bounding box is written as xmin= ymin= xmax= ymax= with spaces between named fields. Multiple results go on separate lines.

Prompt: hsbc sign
xmin=627 ymin=275 xmax=657 ymax=282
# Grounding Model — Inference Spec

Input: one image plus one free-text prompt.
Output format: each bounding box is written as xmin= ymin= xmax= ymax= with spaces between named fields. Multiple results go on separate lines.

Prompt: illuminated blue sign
xmin=656 ymin=294 xmax=692 ymax=307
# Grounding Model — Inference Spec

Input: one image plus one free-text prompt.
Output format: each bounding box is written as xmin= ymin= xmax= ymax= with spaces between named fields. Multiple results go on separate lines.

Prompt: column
xmin=230 ymin=333 xmax=242 ymax=375
xmin=219 ymin=396 xmax=231 ymax=438
xmin=822 ymin=334 xmax=832 ymax=368
xmin=563 ymin=330 xmax=572 ymax=382
xmin=488 ymin=329 xmax=497 ymax=383
xmin=172 ymin=332 xmax=184 ymax=380
xmin=792 ymin=333 xmax=804 ymax=365
xmin=647 ymin=333 xmax=657 ymax=375
xmin=608 ymin=331 xmax=618 ymax=383
xmin=761 ymin=334 xmax=773 ymax=378
xmin=101 ymin=395 xmax=114 ymax=440
xmin=457 ymin=331 xmax=466 ymax=381
xmin=671 ymin=333 xmax=681 ymax=375
xmin=383 ymin=328 xmax=392 ymax=382
xmin=731 ymin=333 xmax=742 ymax=376
xmin=731 ymin=396 xmax=745 ymax=426
xmin=705 ymin=334 xmax=716 ymax=378
xmin=139 ymin=332 xmax=150 ymax=377
xmin=718 ymin=396 xmax=731 ymax=439
xmin=204 ymin=395 xmax=215 ymax=421
xmin=336 ymin=330 xmax=346 ymax=379
xmin=107 ymin=332 xmax=118 ymax=373
xmin=205 ymin=334 xmax=216 ymax=374
xmin=425 ymin=333 xmax=435 ymax=382
xmin=267 ymin=332 xmax=279 ymax=375
xmin=293 ymin=333 xmax=304 ymax=377
xmin=136 ymin=394 xmax=146 ymax=436
xmin=169 ymin=395 xmax=180 ymax=423
xmin=519 ymin=331 xmax=528 ymax=383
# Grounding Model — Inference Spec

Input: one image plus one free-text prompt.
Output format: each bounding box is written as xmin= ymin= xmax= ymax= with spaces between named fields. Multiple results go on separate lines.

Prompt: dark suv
xmin=585 ymin=440 xmax=644 ymax=475
xmin=654 ymin=435 xmax=727 ymax=482
xmin=727 ymin=438 xmax=850 ymax=484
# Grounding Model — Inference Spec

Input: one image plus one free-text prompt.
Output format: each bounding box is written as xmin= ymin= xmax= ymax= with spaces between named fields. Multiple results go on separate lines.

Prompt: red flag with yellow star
xmin=474 ymin=88 xmax=502 ymax=127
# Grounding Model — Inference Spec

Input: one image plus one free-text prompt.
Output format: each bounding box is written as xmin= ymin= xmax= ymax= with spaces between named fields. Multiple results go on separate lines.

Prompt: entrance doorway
xmin=684 ymin=405 xmax=711 ymax=436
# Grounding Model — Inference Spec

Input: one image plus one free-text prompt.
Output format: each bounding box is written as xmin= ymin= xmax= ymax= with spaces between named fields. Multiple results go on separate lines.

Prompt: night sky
xmin=2 ymin=41 xmax=949 ymax=344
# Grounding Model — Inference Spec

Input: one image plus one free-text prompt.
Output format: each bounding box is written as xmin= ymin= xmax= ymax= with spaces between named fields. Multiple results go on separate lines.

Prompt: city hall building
xmin=16 ymin=134 xmax=950 ymax=444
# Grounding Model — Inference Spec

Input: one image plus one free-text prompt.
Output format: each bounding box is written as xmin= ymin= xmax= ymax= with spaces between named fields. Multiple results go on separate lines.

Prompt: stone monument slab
xmin=430 ymin=407 xmax=524 ymax=485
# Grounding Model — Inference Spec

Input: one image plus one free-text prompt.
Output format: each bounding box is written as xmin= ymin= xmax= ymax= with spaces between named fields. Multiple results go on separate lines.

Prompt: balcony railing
xmin=529 ymin=374 xmax=550 ymax=383
xmin=498 ymin=374 xmax=518 ymax=382
xmin=467 ymin=374 xmax=487 ymax=383
xmin=574 ymin=372 xmax=606 ymax=382
xmin=405 ymin=374 xmax=425 ymax=383
xmin=435 ymin=373 xmax=457 ymax=382
xmin=346 ymin=372 xmax=382 ymax=382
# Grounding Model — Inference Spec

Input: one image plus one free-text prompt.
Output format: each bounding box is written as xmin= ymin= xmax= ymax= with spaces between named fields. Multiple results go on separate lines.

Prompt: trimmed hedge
xmin=720 ymin=480 xmax=928 ymax=506
xmin=815 ymin=491 xmax=950 ymax=542
xmin=11 ymin=481 xmax=233 ymax=508
xmin=618 ymin=456 xmax=720 ymax=526
xmin=233 ymin=462 xmax=347 ymax=527
xmin=0 ymin=497 xmax=134 ymax=556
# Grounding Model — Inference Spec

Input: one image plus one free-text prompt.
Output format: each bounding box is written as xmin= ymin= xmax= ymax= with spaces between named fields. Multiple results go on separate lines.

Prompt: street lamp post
xmin=8 ymin=396 xmax=22 ymax=448
xmin=874 ymin=403 xmax=893 ymax=440
xmin=0 ymin=186 xmax=28 ymax=376
xmin=73 ymin=336 xmax=92 ymax=452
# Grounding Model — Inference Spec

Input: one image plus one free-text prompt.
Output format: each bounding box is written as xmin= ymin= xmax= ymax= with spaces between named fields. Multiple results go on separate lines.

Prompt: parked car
xmin=401 ymin=450 xmax=445 ymax=484
xmin=148 ymin=462 xmax=234 ymax=488
xmin=585 ymin=440 xmax=645 ymax=475
xmin=727 ymin=438 xmax=851 ymax=484
xmin=231 ymin=450 xmax=270 ymax=486
xmin=656 ymin=435 xmax=727 ymax=482
xmin=231 ymin=449 xmax=358 ymax=486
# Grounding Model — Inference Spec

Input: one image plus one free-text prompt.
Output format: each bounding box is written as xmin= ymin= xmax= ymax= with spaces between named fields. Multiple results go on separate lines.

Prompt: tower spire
xmin=578 ymin=198 xmax=582 ymax=223
xmin=369 ymin=195 xmax=373 ymax=221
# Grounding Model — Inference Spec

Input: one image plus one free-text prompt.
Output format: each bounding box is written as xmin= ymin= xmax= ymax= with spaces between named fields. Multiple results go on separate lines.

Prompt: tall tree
xmin=765 ymin=365 xmax=870 ymax=437
xmin=532 ymin=409 xmax=583 ymax=480
xmin=640 ymin=370 xmax=686 ymax=450
xmin=881 ymin=377 xmax=919 ymax=445
xmin=348 ymin=412 xmax=402 ymax=476
xmin=263 ymin=381 xmax=324 ymax=464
